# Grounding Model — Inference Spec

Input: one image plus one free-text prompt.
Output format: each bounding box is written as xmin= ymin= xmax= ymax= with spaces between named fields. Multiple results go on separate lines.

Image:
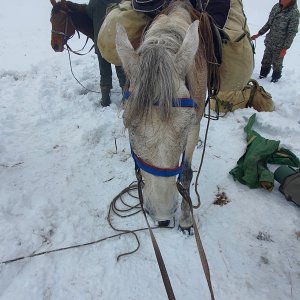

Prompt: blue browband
xmin=123 ymin=90 xmax=198 ymax=108
xmin=131 ymin=148 xmax=185 ymax=177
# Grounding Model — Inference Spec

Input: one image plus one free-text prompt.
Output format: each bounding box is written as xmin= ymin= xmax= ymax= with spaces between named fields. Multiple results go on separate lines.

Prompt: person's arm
xmin=258 ymin=4 xmax=278 ymax=36
xmin=283 ymin=11 xmax=300 ymax=49
xmin=251 ymin=5 xmax=277 ymax=40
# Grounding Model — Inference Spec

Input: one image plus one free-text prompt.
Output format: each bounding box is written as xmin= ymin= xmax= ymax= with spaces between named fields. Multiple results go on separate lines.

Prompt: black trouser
xmin=97 ymin=53 xmax=126 ymax=89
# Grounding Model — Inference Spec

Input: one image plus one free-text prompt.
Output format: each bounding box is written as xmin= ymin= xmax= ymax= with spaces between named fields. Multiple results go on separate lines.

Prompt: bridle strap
xmin=66 ymin=38 xmax=95 ymax=56
xmin=51 ymin=9 xmax=75 ymax=45
xmin=176 ymin=181 xmax=215 ymax=300
xmin=131 ymin=148 xmax=185 ymax=178
xmin=136 ymin=170 xmax=176 ymax=300
xmin=123 ymin=90 xmax=198 ymax=108
xmin=135 ymin=169 xmax=215 ymax=300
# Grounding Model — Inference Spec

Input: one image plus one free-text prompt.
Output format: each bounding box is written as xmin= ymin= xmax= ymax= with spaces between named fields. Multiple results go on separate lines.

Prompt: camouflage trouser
xmin=97 ymin=53 xmax=127 ymax=90
xmin=261 ymin=46 xmax=284 ymax=74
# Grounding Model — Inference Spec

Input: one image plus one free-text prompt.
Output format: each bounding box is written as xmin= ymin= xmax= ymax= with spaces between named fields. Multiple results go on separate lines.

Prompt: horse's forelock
xmin=51 ymin=2 xmax=67 ymax=17
xmin=126 ymin=27 xmax=185 ymax=124
xmin=124 ymin=4 xmax=203 ymax=126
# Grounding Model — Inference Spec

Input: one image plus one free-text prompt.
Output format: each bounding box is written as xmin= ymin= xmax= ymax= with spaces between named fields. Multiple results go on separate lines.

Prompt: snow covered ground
xmin=0 ymin=0 xmax=299 ymax=299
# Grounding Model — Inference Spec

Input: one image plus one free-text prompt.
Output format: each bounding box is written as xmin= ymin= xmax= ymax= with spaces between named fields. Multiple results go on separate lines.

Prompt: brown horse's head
xmin=50 ymin=0 xmax=75 ymax=52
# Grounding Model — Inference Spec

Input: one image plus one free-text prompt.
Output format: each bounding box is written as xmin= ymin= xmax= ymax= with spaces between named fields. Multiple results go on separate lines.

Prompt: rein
xmin=126 ymin=93 xmax=215 ymax=300
xmin=135 ymin=168 xmax=215 ymax=300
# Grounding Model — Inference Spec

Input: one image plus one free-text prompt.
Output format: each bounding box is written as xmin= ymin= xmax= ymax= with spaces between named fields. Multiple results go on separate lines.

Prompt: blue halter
xmin=124 ymin=90 xmax=196 ymax=178
xmin=131 ymin=147 xmax=185 ymax=178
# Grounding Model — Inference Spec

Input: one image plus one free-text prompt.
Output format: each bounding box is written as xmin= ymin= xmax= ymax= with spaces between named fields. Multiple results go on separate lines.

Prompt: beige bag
xmin=247 ymin=79 xmax=274 ymax=112
xmin=210 ymin=89 xmax=251 ymax=113
xmin=97 ymin=0 xmax=150 ymax=66
xmin=210 ymin=79 xmax=274 ymax=113
xmin=219 ymin=0 xmax=254 ymax=92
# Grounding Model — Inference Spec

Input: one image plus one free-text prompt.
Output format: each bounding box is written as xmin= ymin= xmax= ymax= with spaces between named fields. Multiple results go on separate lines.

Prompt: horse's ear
xmin=175 ymin=20 xmax=200 ymax=77
xmin=115 ymin=23 xmax=139 ymax=73
xmin=50 ymin=0 xmax=56 ymax=6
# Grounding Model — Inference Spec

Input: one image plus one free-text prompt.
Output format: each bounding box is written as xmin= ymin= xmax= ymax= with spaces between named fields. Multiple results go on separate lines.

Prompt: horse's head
xmin=50 ymin=0 xmax=75 ymax=52
xmin=116 ymin=13 xmax=202 ymax=224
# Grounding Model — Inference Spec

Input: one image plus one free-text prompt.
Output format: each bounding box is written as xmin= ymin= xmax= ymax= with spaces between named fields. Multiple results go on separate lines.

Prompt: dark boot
xmin=100 ymin=86 xmax=111 ymax=107
xmin=259 ymin=66 xmax=271 ymax=79
xmin=271 ymin=70 xmax=282 ymax=83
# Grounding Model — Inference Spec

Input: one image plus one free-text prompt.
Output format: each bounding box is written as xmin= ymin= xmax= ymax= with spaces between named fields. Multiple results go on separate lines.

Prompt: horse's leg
xmin=179 ymin=123 xmax=200 ymax=231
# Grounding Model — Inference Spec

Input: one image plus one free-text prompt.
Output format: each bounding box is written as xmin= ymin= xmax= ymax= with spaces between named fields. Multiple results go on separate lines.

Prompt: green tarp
xmin=229 ymin=114 xmax=300 ymax=191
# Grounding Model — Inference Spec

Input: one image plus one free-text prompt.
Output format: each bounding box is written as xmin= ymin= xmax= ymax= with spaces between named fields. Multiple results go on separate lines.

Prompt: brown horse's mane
xmin=51 ymin=1 xmax=94 ymax=40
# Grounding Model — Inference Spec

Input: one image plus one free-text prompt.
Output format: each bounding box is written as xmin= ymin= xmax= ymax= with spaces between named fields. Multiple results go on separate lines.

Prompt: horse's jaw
xmin=142 ymin=173 xmax=179 ymax=223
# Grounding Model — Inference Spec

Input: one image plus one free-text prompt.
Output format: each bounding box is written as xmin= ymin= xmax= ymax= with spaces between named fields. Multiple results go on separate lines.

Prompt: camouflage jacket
xmin=258 ymin=1 xmax=299 ymax=50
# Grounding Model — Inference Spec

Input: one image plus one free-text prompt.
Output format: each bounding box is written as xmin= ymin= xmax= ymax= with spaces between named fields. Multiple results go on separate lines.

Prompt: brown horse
xmin=50 ymin=0 xmax=93 ymax=52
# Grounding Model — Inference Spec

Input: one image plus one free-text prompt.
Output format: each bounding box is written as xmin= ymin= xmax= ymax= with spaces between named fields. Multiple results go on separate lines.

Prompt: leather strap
xmin=136 ymin=170 xmax=176 ymax=300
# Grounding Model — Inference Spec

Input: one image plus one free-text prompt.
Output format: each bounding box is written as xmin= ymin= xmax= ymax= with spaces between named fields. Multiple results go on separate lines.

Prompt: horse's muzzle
xmin=52 ymin=43 xmax=64 ymax=52
xmin=158 ymin=220 xmax=170 ymax=227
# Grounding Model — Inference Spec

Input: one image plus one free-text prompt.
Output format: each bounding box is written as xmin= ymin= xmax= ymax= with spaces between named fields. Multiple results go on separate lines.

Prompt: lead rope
xmin=136 ymin=167 xmax=215 ymax=300
xmin=177 ymin=181 xmax=215 ymax=300
xmin=136 ymin=169 xmax=176 ymax=300
xmin=66 ymin=47 xmax=101 ymax=94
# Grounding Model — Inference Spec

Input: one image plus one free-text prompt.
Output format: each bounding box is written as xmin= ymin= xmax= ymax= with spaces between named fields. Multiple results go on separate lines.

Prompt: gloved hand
xmin=251 ymin=33 xmax=260 ymax=40
xmin=279 ymin=48 xmax=287 ymax=58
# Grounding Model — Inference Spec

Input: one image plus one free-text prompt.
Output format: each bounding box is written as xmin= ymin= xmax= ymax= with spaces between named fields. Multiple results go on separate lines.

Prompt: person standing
xmin=251 ymin=0 xmax=299 ymax=82
xmin=87 ymin=0 xmax=127 ymax=106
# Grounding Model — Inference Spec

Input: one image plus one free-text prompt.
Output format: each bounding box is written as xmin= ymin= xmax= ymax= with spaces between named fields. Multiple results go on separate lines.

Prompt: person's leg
xmin=259 ymin=47 xmax=272 ymax=78
xmin=97 ymin=53 xmax=112 ymax=106
xmin=271 ymin=49 xmax=284 ymax=82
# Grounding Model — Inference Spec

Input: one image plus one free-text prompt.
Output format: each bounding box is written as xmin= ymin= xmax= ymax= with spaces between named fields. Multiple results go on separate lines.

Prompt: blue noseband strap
xmin=131 ymin=148 xmax=185 ymax=178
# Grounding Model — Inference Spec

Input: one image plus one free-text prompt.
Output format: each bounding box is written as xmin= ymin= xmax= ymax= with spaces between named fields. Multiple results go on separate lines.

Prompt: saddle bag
xmin=218 ymin=0 xmax=254 ymax=92
xmin=210 ymin=79 xmax=274 ymax=113
xmin=98 ymin=0 xmax=150 ymax=66
xmin=246 ymin=79 xmax=274 ymax=112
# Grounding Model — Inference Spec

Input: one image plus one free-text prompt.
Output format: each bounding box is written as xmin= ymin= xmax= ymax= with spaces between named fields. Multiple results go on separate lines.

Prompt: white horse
xmin=116 ymin=1 xmax=216 ymax=229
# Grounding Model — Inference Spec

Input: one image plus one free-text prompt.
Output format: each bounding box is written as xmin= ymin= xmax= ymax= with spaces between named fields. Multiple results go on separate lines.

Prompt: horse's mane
xmin=51 ymin=1 xmax=94 ymax=40
xmin=125 ymin=0 xmax=219 ymax=124
xmin=164 ymin=1 xmax=220 ymax=97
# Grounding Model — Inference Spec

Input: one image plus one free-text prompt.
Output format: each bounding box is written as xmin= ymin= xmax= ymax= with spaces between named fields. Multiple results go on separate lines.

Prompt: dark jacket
xmin=258 ymin=0 xmax=299 ymax=49
xmin=86 ymin=0 xmax=121 ymax=53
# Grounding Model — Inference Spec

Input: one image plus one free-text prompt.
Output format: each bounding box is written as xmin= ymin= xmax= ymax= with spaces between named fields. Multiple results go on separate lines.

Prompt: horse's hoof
xmin=158 ymin=220 xmax=170 ymax=227
xmin=178 ymin=225 xmax=194 ymax=235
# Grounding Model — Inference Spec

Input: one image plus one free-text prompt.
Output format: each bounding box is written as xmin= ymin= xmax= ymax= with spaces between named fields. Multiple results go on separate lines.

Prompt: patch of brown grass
xmin=213 ymin=186 xmax=230 ymax=206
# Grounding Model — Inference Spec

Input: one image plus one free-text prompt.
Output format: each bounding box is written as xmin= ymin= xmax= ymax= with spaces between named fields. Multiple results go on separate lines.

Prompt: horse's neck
xmin=67 ymin=1 xmax=94 ymax=40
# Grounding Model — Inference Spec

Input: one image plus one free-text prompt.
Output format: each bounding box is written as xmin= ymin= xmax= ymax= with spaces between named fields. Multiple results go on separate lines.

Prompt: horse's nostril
xmin=158 ymin=220 xmax=170 ymax=227
xmin=53 ymin=44 xmax=60 ymax=52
